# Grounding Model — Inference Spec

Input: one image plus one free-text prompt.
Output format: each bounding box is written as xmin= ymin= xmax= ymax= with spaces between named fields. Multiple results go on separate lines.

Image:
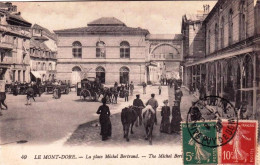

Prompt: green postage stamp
xmin=182 ymin=121 xmax=218 ymax=165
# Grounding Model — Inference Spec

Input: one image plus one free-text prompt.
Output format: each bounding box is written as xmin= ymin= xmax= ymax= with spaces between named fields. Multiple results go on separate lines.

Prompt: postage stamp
xmin=186 ymin=96 xmax=239 ymax=148
xmin=182 ymin=121 xmax=218 ymax=165
xmin=220 ymin=120 xmax=258 ymax=165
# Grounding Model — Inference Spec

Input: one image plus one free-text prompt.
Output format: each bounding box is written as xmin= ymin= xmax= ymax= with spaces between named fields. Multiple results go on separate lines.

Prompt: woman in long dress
xmin=96 ymin=98 xmax=112 ymax=141
xmin=171 ymin=101 xmax=182 ymax=133
xmin=160 ymin=100 xmax=171 ymax=134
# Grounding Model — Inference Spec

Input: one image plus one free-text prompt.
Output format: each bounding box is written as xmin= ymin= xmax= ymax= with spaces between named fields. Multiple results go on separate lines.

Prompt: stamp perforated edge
xmin=217 ymin=120 xmax=259 ymax=165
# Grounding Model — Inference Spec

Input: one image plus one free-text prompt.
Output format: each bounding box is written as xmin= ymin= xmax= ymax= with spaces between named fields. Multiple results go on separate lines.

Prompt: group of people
xmin=104 ymin=81 xmax=135 ymax=104
xmin=96 ymin=84 xmax=184 ymax=141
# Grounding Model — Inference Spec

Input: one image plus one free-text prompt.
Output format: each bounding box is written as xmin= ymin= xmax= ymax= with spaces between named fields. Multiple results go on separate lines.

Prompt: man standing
xmin=142 ymin=82 xmax=147 ymax=94
xmin=133 ymin=94 xmax=145 ymax=126
xmin=129 ymin=81 xmax=134 ymax=96
xmin=158 ymin=84 xmax=162 ymax=95
xmin=146 ymin=93 xmax=158 ymax=125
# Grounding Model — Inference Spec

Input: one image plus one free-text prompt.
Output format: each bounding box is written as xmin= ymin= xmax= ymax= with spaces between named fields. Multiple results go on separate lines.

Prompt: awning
xmin=31 ymin=71 xmax=41 ymax=79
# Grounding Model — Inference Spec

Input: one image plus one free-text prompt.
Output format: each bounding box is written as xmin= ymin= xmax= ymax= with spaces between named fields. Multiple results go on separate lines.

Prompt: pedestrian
xmin=133 ymin=94 xmax=145 ymax=126
xmin=171 ymin=101 xmax=182 ymax=133
xmin=160 ymin=100 xmax=171 ymax=134
xmin=113 ymin=88 xmax=118 ymax=104
xmin=13 ymin=82 xmax=18 ymax=96
xmin=142 ymin=82 xmax=147 ymax=94
xmin=189 ymin=101 xmax=202 ymax=121
xmin=199 ymin=83 xmax=206 ymax=100
xmin=124 ymin=88 xmax=129 ymax=102
xmin=0 ymin=80 xmax=7 ymax=110
xmin=26 ymin=85 xmax=35 ymax=105
xmin=146 ymin=93 xmax=158 ymax=125
xmin=170 ymin=79 xmax=173 ymax=88
xmin=237 ymin=101 xmax=250 ymax=120
xmin=129 ymin=81 xmax=134 ymax=96
xmin=175 ymin=87 xmax=183 ymax=103
xmin=158 ymin=84 xmax=162 ymax=95
xmin=96 ymin=98 xmax=111 ymax=141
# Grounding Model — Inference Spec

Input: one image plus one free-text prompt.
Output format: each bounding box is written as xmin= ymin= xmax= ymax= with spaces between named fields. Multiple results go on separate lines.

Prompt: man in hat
xmin=129 ymin=81 xmax=134 ymax=96
xmin=146 ymin=93 xmax=159 ymax=124
xmin=133 ymin=94 xmax=145 ymax=126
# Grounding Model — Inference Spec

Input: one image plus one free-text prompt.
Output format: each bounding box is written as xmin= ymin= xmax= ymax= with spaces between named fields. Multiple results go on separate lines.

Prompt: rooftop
xmin=30 ymin=38 xmax=50 ymax=51
xmin=32 ymin=24 xmax=57 ymax=41
xmin=146 ymin=34 xmax=182 ymax=40
xmin=87 ymin=17 xmax=126 ymax=26
xmin=55 ymin=17 xmax=149 ymax=35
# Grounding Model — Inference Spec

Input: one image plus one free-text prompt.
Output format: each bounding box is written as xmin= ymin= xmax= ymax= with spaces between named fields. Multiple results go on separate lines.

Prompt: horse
xmin=121 ymin=106 xmax=138 ymax=142
xmin=142 ymin=105 xmax=156 ymax=145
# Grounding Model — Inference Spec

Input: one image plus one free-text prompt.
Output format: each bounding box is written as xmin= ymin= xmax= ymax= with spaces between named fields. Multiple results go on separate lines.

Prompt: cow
xmin=142 ymin=105 xmax=156 ymax=145
xmin=121 ymin=106 xmax=138 ymax=142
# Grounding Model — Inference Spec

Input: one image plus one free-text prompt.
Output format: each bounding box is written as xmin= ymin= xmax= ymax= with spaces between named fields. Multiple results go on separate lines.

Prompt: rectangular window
xmin=23 ymin=71 xmax=25 ymax=82
xmin=13 ymin=70 xmax=15 ymax=82
xmin=18 ymin=70 xmax=21 ymax=82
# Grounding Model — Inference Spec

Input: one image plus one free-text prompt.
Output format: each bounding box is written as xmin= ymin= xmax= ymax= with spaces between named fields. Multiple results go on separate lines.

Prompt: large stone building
xmin=29 ymin=24 xmax=57 ymax=82
xmin=146 ymin=34 xmax=183 ymax=83
xmin=182 ymin=0 xmax=260 ymax=119
xmin=0 ymin=2 xmax=32 ymax=83
xmin=54 ymin=17 xmax=149 ymax=85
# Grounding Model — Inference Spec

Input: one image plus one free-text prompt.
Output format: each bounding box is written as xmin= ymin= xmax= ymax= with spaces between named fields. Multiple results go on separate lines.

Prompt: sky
xmin=13 ymin=1 xmax=217 ymax=34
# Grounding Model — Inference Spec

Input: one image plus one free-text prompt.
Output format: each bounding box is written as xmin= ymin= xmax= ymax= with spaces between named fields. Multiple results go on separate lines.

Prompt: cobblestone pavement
xmin=66 ymin=86 xmax=196 ymax=146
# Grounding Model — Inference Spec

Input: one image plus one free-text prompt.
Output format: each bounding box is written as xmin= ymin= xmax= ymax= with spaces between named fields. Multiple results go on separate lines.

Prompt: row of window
xmin=0 ymin=34 xmax=27 ymax=47
xmin=33 ymin=62 xmax=55 ymax=71
xmin=207 ymin=1 xmax=247 ymax=54
xmin=12 ymin=70 xmax=26 ymax=82
xmin=30 ymin=48 xmax=55 ymax=59
xmin=72 ymin=41 xmax=130 ymax=58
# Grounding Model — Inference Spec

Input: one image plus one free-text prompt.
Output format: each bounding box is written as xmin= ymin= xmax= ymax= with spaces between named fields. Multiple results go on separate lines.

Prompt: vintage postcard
xmin=0 ymin=0 xmax=259 ymax=165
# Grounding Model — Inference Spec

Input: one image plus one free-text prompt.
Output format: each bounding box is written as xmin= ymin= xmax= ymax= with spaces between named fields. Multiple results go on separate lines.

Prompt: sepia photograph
xmin=0 ymin=0 xmax=259 ymax=164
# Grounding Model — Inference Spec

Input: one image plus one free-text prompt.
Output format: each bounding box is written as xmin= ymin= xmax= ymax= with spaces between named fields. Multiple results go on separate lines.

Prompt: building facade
xmin=182 ymin=0 xmax=260 ymax=119
xmin=146 ymin=34 xmax=183 ymax=83
xmin=54 ymin=17 xmax=149 ymax=85
xmin=29 ymin=24 xmax=57 ymax=82
xmin=0 ymin=2 xmax=32 ymax=83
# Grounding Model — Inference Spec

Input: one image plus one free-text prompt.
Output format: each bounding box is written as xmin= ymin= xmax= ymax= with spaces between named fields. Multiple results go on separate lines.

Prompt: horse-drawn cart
xmin=77 ymin=78 xmax=101 ymax=101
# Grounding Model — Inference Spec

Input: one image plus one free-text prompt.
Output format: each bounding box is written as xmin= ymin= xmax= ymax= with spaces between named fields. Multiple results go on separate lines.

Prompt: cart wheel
xmin=66 ymin=88 xmax=69 ymax=94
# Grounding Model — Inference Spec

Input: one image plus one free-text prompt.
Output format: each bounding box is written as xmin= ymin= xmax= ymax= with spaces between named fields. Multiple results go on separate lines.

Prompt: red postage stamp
xmin=220 ymin=120 xmax=258 ymax=165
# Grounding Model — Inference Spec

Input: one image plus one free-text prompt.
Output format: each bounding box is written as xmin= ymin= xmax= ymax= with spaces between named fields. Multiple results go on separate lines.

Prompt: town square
xmin=0 ymin=1 xmax=260 ymax=164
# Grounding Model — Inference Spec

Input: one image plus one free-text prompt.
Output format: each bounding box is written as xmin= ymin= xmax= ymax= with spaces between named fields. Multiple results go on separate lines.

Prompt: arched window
xmin=215 ymin=23 xmax=219 ymax=51
xmin=43 ymin=62 xmax=46 ymax=71
xmin=228 ymin=9 xmax=233 ymax=45
xmin=239 ymin=0 xmax=247 ymax=40
xmin=49 ymin=63 xmax=52 ymax=71
xmin=120 ymin=41 xmax=130 ymax=58
xmin=71 ymin=66 xmax=82 ymax=85
xmin=96 ymin=66 xmax=105 ymax=83
xmin=220 ymin=17 xmax=225 ymax=49
xmin=242 ymin=55 xmax=254 ymax=106
xmin=72 ymin=41 xmax=82 ymax=58
xmin=96 ymin=41 xmax=106 ymax=58
xmin=72 ymin=66 xmax=81 ymax=72
xmin=120 ymin=66 xmax=129 ymax=84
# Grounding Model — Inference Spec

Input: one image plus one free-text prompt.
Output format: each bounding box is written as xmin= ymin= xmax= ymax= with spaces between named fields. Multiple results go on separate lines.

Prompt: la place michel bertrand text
xmin=33 ymin=153 xmax=182 ymax=160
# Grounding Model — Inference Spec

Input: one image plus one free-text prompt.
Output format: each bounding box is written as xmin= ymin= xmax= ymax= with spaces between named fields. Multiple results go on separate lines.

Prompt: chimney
xmin=12 ymin=5 xmax=17 ymax=12
xmin=203 ymin=4 xmax=210 ymax=14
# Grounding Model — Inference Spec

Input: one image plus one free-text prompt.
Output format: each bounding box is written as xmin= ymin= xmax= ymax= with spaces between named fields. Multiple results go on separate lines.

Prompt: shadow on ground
xmin=65 ymin=112 xmax=182 ymax=147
